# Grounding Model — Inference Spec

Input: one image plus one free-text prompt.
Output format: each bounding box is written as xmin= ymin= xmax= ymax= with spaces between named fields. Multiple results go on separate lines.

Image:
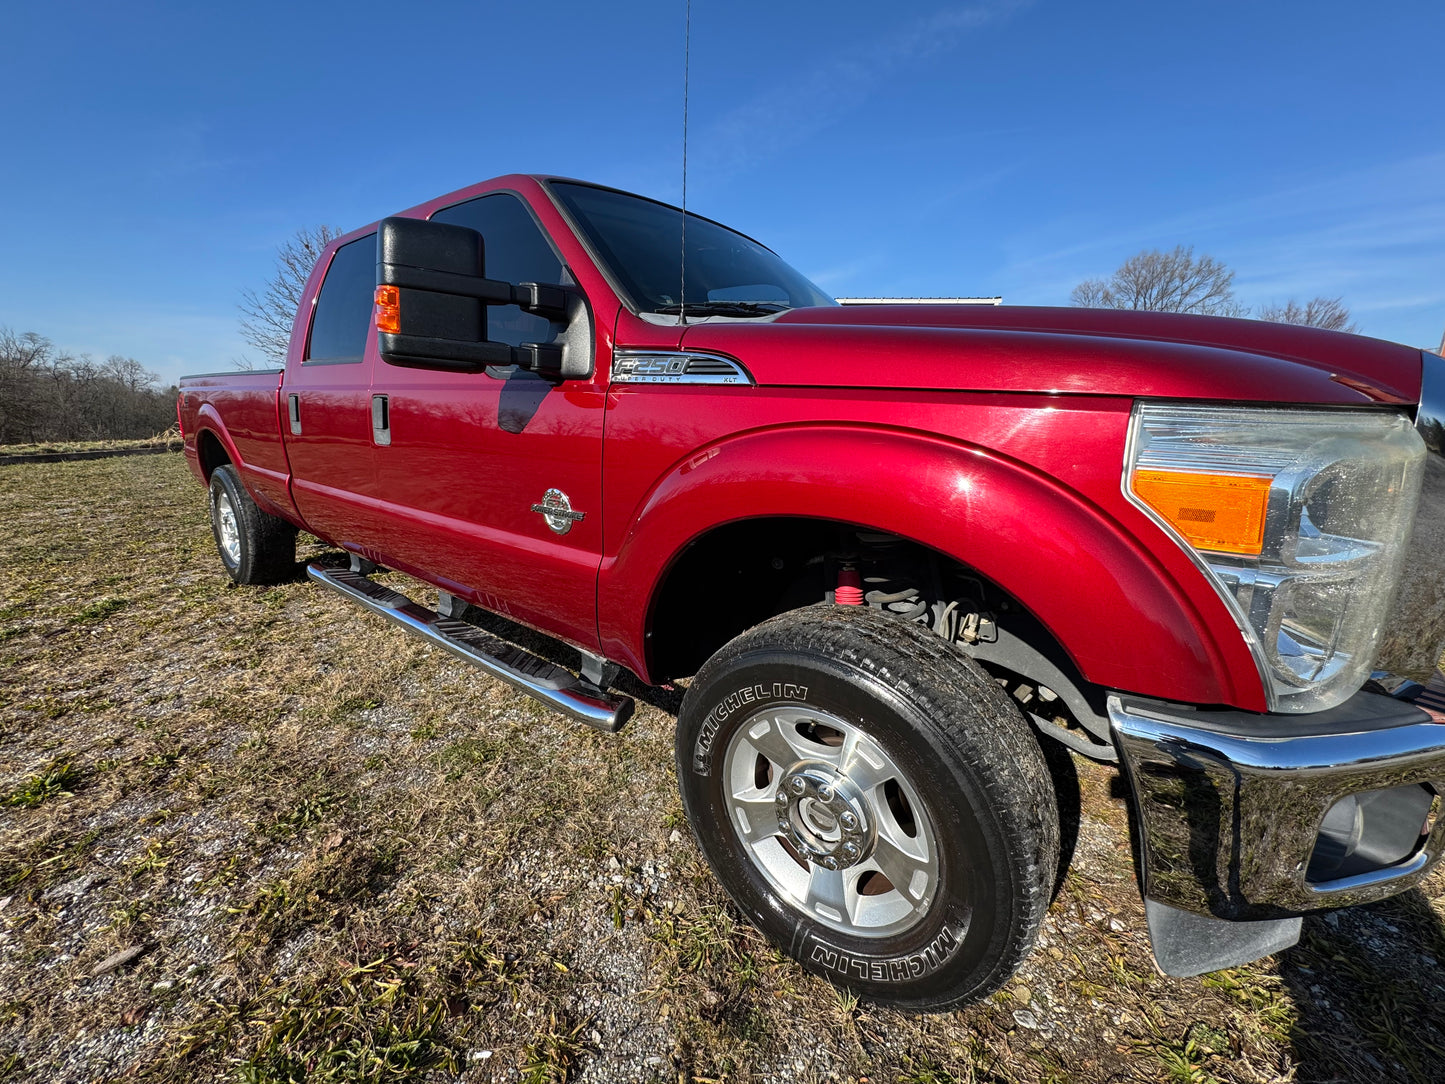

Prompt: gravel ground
xmin=2 ymin=452 xmax=1443 ymax=1084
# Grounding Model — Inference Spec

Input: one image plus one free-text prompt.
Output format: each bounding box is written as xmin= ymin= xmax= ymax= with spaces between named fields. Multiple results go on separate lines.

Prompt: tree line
xmin=0 ymin=327 xmax=177 ymax=446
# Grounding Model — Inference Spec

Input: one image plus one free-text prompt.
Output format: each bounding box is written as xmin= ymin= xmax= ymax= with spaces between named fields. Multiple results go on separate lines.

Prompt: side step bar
xmin=306 ymin=561 xmax=634 ymax=732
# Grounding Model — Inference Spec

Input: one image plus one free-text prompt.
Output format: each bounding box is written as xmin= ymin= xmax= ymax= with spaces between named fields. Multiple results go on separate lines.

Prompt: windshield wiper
xmin=652 ymin=300 xmax=790 ymax=318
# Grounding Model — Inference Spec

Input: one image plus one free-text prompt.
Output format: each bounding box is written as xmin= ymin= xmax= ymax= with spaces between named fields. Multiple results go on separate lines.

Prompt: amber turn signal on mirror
xmin=374 ymin=285 xmax=400 ymax=334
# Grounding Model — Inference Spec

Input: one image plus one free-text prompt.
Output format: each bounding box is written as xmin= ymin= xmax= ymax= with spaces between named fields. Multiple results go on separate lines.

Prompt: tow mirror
xmin=375 ymin=216 xmax=587 ymax=377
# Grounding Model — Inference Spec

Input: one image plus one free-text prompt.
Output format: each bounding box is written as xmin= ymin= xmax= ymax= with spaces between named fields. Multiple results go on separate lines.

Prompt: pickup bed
xmin=179 ymin=174 xmax=1445 ymax=1009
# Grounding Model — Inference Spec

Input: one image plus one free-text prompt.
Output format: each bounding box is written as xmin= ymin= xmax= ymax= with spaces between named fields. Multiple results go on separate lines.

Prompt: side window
xmin=305 ymin=234 xmax=376 ymax=364
xmin=430 ymin=194 xmax=565 ymax=347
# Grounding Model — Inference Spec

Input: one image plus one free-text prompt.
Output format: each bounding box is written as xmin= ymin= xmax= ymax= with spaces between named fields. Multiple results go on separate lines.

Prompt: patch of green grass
xmin=240 ymin=843 xmax=400 ymax=944
xmin=519 ymin=1012 xmax=587 ymax=1084
xmin=77 ymin=597 xmax=128 ymax=623
xmin=267 ymin=789 xmax=343 ymax=838
xmin=185 ymin=955 xmax=458 ymax=1084
xmin=4 ymin=759 xmax=81 ymax=808
xmin=1198 ymin=967 xmax=1296 ymax=1044
xmin=897 ymin=1055 xmax=967 ymax=1084
xmin=329 ymin=694 xmax=381 ymax=724
xmin=130 ymin=838 xmax=173 ymax=878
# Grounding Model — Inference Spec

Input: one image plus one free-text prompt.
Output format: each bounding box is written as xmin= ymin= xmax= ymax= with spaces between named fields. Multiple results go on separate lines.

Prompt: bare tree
xmin=1256 ymin=297 xmax=1358 ymax=334
xmin=1071 ymin=245 xmax=1244 ymax=316
xmin=237 ymin=224 xmax=343 ymax=367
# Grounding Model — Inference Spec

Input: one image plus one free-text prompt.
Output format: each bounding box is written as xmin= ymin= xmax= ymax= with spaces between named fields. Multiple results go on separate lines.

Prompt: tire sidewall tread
xmin=208 ymin=464 xmax=296 ymax=585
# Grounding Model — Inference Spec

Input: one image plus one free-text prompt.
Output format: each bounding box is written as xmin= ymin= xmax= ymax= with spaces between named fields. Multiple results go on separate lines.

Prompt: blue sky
xmin=2 ymin=0 xmax=1442 ymax=386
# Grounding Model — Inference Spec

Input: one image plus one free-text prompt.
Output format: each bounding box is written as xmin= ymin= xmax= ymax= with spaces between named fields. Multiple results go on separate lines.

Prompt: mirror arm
xmin=380 ymin=333 xmax=563 ymax=375
xmin=380 ymin=264 xmax=572 ymax=321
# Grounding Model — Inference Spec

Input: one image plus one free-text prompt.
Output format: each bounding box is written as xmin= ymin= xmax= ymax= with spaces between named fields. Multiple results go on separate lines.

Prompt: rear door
xmin=282 ymin=233 xmax=381 ymax=550
xmin=367 ymin=192 xmax=607 ymax=650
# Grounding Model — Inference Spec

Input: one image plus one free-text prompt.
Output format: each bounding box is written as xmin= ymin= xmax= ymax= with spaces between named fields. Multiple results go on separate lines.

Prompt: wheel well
xmin=197 ymin=429 xmax=231 ymax=481
xmin=647 ymin=517 xmax=1111 ymax=749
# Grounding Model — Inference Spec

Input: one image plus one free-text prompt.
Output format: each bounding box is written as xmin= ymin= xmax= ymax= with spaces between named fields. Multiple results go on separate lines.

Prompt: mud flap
xmin=1144 ymin=899 xmax=1301 ymax=978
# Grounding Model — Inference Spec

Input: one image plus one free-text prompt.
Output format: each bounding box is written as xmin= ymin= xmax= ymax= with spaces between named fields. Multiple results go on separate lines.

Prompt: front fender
xmin=597 ymin=424 xmax=1266 ymax=710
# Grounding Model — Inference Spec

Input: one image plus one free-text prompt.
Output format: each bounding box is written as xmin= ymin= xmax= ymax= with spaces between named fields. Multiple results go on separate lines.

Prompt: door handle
xmin=287 ymin=393 xmax=301 ymax=435
xmin=371 ymin=394 xmax=391 ymax=446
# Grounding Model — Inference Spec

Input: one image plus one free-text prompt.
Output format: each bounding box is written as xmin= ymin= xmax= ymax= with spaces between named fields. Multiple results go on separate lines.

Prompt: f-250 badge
xmin=531 ymin=488 xmax=585 ymax=535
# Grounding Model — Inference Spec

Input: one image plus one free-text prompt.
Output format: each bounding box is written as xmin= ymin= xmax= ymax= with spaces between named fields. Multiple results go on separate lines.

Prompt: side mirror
xmin=375 ymin=217 xmax=588 ymax=377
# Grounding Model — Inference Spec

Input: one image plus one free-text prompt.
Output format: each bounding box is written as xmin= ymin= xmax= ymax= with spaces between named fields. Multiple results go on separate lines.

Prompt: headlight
xmin=1125 ymin=402 xmax=1425 ymax=713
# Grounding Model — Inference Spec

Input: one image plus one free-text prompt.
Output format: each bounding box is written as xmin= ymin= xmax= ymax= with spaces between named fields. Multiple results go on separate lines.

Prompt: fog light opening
xmin=1306 ymin=784 xmax=1436 ymax=885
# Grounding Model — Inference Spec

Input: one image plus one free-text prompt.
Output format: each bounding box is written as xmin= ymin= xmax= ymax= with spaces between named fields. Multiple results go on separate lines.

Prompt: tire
xmin=675 ymin=604 xmax=1059 ymax=1010
xmin=208 ymin=464 xmax=297 ymax=585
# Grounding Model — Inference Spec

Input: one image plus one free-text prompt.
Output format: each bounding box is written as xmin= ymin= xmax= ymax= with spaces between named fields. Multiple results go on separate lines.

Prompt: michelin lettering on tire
xmin=692 ymin=681 xmax=809 ymax=773
xmin=804 ymin=926 xmax=963 ymax=983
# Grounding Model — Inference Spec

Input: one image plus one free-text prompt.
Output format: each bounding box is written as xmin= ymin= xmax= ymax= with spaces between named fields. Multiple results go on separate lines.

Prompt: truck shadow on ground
xmin=1277 ymin=886 xmax=1445 ymax=1084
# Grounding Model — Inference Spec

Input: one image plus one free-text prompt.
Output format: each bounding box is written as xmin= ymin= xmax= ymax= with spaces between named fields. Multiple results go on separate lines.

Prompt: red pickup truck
xmin=178 ymin=174 xmax=1445 ymax=1010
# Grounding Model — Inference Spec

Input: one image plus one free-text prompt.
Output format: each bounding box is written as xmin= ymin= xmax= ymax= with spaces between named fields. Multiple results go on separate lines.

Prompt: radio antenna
xmin=679 ymin=0 xmax=691 ymax=325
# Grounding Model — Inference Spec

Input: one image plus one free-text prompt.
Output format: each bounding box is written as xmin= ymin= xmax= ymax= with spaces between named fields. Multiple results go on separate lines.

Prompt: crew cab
xmin=177 ymin=174 xmax=1445 ymax=1009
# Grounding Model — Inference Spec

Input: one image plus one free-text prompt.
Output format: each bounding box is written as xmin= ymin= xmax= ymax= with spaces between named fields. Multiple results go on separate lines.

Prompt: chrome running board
xmin=307 ymin=561 xmax=633 ymax=732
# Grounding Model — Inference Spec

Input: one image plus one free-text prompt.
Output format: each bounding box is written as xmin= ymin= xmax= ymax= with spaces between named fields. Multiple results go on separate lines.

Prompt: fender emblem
xmin=531 ymin=488 xmax=585 ymax=535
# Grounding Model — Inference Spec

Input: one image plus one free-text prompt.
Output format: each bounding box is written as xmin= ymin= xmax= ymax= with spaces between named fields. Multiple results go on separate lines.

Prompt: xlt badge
xmin=531 ymin=488 xmax=585 ymax=535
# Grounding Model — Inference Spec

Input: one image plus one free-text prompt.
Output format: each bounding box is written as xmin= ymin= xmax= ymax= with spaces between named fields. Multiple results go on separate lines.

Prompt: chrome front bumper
xmin=1113 ymin=351 xmax=1445 ymax=975
xmin=1111 ymin=691 xmax=1445 ymax=921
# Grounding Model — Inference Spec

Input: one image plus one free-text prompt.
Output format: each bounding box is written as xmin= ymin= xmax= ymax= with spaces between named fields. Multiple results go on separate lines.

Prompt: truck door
xmin=367 ymin=192 xmax=606 ymax=651
xmin=282 ymin=232 xmax=382 ymax=551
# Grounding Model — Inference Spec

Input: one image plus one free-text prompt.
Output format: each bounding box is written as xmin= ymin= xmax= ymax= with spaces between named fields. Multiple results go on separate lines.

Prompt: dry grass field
xmin=2 ymin=452 xmax=1443 ymax=1084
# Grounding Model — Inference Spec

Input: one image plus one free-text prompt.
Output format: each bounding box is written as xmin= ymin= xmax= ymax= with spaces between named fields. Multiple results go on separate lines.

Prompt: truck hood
xmin=674 ymin=305 xmax=1421 ymax=406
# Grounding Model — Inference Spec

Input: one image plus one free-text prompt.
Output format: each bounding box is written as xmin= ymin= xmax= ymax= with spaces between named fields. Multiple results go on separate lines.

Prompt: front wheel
xmin=675 ymin=605 xmax=1059 ymax=1010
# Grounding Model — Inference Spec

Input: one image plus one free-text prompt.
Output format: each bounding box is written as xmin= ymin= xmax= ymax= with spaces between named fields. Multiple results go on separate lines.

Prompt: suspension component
xmin=836 ymin=565 xmax=864 ymax=606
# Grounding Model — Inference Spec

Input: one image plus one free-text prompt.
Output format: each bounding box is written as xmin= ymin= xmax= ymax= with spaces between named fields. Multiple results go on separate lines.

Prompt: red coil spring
xmin=836 ymin=567 xmax=863 ymax=606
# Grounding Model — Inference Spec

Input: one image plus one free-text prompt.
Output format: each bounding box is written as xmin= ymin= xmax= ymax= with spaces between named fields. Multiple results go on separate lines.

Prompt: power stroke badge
xmin=530 ymin=488 xmax=585 ymax=535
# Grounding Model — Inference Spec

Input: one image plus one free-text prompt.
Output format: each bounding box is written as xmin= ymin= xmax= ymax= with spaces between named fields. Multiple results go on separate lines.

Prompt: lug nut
xmin=842 ymin=843 xmax=858 ymax=859
xmin=839 ymin=812 xmax=857 ymax=830
xmin=777 ymin=817 xmax=790 ymax=832
xmin=818 ymin=784 xmax=834 ymax=803
xmin=790 ymin=777 xmax=807 ymax=795
xmin=822 ymin=856 xmax=838 ymax=870
xmin=775 ymin=791 xmax=789 ymax=805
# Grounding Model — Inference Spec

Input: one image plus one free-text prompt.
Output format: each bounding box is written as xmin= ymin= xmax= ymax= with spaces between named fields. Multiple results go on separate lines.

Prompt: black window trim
xmin=539 ymin=176 xmax=780 ymax=318
xmin=302 ymin=231 xmax=377 ymax=367
xmin=426 ymin=186 xmax=571 ymax=280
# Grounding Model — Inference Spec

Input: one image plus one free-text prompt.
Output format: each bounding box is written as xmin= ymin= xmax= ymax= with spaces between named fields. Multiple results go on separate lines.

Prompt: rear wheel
xmin=208 ymin=464 xmax=296 ymax=585
xmin=676 ymin=605 xmax=1058 ymax=1009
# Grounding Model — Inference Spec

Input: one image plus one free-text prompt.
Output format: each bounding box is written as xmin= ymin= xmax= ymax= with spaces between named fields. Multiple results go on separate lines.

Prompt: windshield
xmin=549 ymin=181 xmax=835 ymax=316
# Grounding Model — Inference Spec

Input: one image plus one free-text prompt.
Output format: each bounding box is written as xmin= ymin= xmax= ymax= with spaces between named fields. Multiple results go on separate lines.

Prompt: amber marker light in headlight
xmin=1131 ymin=469 xmax=1271 ymax=556
xmin=1125 ymin=402 xmax=1426 ymax=713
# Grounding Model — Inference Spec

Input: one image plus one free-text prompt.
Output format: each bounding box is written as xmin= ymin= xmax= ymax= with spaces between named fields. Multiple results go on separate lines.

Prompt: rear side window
xmin=430 ymin=194 xmax=564 ymax=347
xmin=305 ymin=234 xmax=376 ymax=364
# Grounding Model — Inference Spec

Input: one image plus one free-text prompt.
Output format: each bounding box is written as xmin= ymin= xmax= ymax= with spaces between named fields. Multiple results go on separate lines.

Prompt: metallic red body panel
xmin=176 ymin=174 xmax=1427 ymax=715
xmin=679 ymin=321 xmax=1406 ymax=405
xmin=178 ymin=372 xmax=298 ymax=520
xmin=777 ymin=305 xmax=1421 ymax=403
xmin=366 ymin=368 xmax=608 ymax=649
xmin=595 ymin=387 xmax=1266 ymax=709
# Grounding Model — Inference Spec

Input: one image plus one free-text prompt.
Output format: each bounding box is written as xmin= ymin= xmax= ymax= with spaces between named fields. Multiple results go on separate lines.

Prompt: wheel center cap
xmin=774 ymin=761 xmax=873 ymax=870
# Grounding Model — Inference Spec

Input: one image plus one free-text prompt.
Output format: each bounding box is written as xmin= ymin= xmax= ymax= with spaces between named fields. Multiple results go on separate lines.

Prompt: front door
xmin=366 ymin=192 xmax=606 ymax=651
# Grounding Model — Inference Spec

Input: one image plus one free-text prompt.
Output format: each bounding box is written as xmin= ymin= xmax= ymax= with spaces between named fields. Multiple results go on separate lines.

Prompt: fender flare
xmin=596 ymin=424 xmax=1265 ymax=710
xmin=191 ymin=406 xmax=297 ymax=523
xmin=193 ymin=404 xmax=243 ymax=477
